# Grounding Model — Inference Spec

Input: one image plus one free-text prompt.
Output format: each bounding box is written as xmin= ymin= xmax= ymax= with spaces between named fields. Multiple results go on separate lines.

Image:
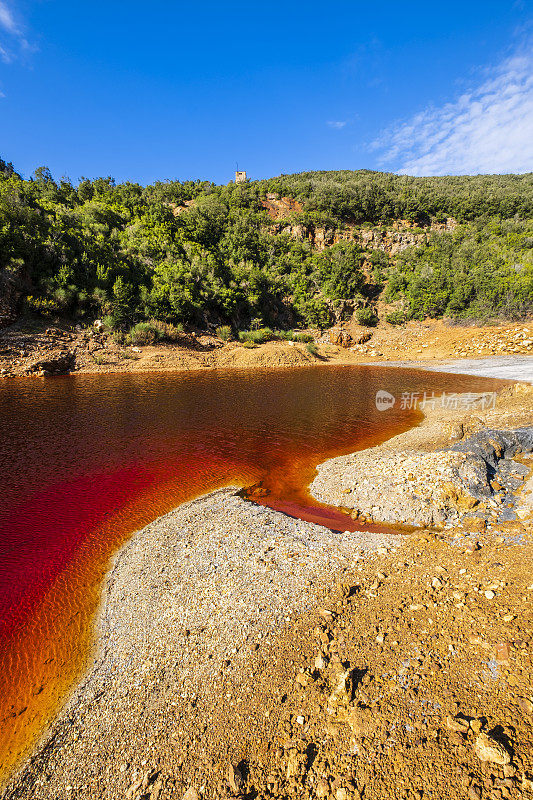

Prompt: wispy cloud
xmin=372 ymin=46 xmax=533 ymax=175
xmin=0 ymin=1 xmax=30 ymax=63
xmin=0 ymin=1 xmax=18 ymax=35
xmin=327 ymin=120 xmax=347 ymax=129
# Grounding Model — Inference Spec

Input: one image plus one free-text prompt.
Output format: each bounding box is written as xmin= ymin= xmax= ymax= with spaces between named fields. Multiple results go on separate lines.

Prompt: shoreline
xmin=2 ymin=376 xmax=532 ymax=799
xmin=1 ymin=319 xmax=532 ymax=381
xmin=361 ymin=355 xmax=533 ymax=383
xmin=1 ymin=352 xmax=531 ymax=388
xmin=2 ymin=489 xmax=401 ymax=798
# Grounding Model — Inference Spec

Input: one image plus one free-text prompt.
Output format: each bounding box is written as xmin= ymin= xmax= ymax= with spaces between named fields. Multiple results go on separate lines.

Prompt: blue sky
xmin=0 ymin=1 xmax=531 ymax=184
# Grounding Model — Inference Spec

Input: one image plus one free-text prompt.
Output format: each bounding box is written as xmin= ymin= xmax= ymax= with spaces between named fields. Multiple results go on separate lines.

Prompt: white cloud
xmin=0 ymin=1 xmax=30 ymax=62
xmin=0 ymin=1 xmax=18 ymax=34
xmin=373 ymin=48 xmax=533 ymax=175
xmin=327 ymin=120 xmax=347 ymax=129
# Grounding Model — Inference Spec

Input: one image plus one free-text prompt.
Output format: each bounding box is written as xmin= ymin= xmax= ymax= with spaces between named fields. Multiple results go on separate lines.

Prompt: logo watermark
xmin=375 ymin=389 xmax=497 ymax=412
xmin=375 ymin=390 xmax=396 ymax=411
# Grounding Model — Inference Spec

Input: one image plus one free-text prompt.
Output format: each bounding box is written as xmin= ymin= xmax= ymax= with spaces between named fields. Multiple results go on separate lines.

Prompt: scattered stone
xmin=517 ymin=697 xmax=533 ymax=715
xmin=494 ymin=642 xmax=510 ymax=663
xmin=446 ymin=715 xmax=469 ymax=733
xmin=314 ymin=654 xmax=327 ymax=670
xmin=227 ymin=763 xmax=244 ymax=794
xmin=474 ymin=733 xmax=511 ymax=765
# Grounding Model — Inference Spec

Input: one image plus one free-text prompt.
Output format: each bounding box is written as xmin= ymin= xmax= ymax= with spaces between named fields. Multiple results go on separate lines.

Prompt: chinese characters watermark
xmin=376 ymin=389 xmax=496 ymax=412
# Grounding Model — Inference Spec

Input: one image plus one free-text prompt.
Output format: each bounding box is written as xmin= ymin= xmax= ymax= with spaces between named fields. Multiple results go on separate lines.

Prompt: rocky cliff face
xmin=169 ymin=194 xmax=457 ymax=256
xmin=260 ymin=194 xmax=457 ymax=253
xmin=271 ymin=216 xmax=457 ymax=254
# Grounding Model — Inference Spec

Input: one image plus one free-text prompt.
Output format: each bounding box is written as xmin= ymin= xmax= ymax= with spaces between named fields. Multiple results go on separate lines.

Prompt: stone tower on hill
xmin=235 ymin=170 xmax=247 ymax=184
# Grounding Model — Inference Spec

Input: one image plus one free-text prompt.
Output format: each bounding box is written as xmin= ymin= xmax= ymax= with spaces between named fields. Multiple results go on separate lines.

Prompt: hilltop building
xmin=235 ymin=170 xmax=247 ymax=184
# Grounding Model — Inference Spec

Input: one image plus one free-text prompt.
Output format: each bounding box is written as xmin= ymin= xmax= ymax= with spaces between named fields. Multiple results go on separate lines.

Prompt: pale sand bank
xmin=365 ymin=355 xmax=533 ymax=383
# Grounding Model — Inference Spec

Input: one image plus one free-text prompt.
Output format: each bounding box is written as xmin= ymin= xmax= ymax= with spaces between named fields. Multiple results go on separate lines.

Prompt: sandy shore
xmin=2 ymin=370 xmax=533 ymax=799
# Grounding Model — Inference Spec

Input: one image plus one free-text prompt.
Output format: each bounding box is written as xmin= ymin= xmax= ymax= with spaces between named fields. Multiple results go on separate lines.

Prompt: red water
xmin=0 ymin=365 xmax=507 ymax=778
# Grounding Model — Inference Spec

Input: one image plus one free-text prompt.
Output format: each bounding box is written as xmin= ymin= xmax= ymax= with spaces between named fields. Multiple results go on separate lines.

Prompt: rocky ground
xmin=2 ymin=384 xmax=532 ymax=800
xmin=311 ymin=391 xmax=533 ymax=529
xmin=0 ymin=318 xmax=532 ymax=379
xmin=338 ymin=321 xmax=533 ymax=361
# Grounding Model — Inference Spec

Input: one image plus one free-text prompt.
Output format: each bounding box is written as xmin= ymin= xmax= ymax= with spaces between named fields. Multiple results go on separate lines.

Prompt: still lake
xmin=0 ymin=365 xmax=505 ymax=778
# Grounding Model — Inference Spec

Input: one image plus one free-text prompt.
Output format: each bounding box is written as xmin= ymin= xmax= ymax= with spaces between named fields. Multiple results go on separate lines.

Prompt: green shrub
xmin=148 ymin=319 xmax=183 ymax=341
xmin=216 ymin=325 xmax=232 ymax=341
xmin=306 ymin=342 xmax=319 ymax=356
xmin=102 ymin=314 xmax=121 ymax=331
xmin=25 ymin=295 xmax=60 ymax=316
xmin=128 ymin=322 xmax=157 ymax=345
xmin=277 ymin=329 xmax=295 ymax=340
xmin=53 ymin=287 xmax=76 ymax=312
xmin=355 ymin=307 xmax=378 ymax=327
xmin=238 ymin=327 xmax=274 ymax=344
xmin=126 ymin=319 xmax=183 ymax=345
xmin=112 ymin=330 xmax=126 ymax=345
xmin=91 ymin=287 xmax=108 ymax=310
xmin=385 ymin=310 xmax=407 ymax=325
xmin=240 ymin=340 xmax=257 ymax=348
xmin=274 ymin=329 xmax=314 ymax=343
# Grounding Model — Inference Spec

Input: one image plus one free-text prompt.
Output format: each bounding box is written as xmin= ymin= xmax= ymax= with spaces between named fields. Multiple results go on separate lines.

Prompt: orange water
xmin=0 ymin=365 xmax=506 ymax=779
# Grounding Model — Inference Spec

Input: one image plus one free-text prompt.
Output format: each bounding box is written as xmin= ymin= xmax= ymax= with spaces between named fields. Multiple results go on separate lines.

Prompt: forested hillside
xmin=1 ymin=160 xmax=531 ymax=336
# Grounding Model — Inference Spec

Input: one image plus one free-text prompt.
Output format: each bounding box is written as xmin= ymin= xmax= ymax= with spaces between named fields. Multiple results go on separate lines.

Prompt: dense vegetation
xmin=384 ymin=219 xmax=533 ymax=321
xmin=257 ymin=170 xmax=533 ymax=226
xmin=0 ymin=160 xmax=531 ymax=334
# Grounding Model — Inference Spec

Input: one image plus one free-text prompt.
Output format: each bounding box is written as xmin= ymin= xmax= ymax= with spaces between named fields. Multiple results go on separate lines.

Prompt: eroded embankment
xmin=3 ymin=383 xmax=533 ymax=800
